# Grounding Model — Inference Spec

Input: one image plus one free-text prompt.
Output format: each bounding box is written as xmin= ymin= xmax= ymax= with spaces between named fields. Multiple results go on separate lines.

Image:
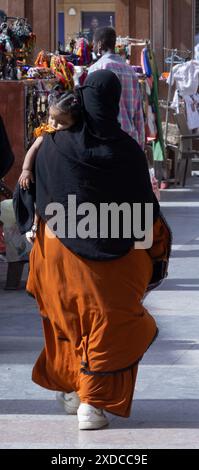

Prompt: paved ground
xmin=0 ymin=177 xmax=199 ymax=449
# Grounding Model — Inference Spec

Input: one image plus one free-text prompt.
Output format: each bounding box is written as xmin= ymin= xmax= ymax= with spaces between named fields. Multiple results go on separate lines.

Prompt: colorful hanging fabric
xmin=76 ymin=38 xmax=91 ymax=66
xmin=141 ymin=48 xmax=152 ymax=78
xmin=50 ymin=55 xmax=74 ymax=90
xmin=35 ymin=50 xmax=51 ymax=68
xmin=142 ymin=47 xmax=165 ymax=162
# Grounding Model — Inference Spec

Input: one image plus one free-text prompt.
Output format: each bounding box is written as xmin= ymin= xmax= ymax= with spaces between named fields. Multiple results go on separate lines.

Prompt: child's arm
xmin=19 ymin=136 xmax=44 ymax=190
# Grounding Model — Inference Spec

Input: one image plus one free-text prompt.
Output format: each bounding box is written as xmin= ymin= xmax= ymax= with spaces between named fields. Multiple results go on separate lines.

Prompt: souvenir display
xmin=27 ymin=66 xmax=55 ymax=80
xmin=0 ymin=16 xmax=36 ymax=80
xmin=25 ymin=80 xmax=56 ymax=148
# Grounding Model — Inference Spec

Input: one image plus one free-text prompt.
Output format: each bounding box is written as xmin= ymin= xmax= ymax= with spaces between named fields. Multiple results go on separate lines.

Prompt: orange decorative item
xmin=50 ymin=55 xmax=74 ymax=90
xmin=35 ymin=50 xmax=51 ymax=68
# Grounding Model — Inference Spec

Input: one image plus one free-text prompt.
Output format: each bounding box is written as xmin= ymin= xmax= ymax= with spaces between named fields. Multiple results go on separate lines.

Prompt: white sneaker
xmin=77 ymin=403 xmax=109 ymax=430
xmin=56 ymin=391 xmax=80 ymax=415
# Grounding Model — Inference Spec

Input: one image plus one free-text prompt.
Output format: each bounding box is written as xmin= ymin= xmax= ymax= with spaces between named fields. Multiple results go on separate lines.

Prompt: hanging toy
xmin=0 ymin=23 xmax=13 ymax=53
xmin=76 ymin=38 xmax=91 ymax=66
xmin=35 ymin=50 xmax=51 ymax=68
xmin=50 ymin=55 xmax=74 ymax=90
xmin=11 ymin=18 xmax=33 ymax=50
xmin=25 ymin=32 xmax=36 ymax=54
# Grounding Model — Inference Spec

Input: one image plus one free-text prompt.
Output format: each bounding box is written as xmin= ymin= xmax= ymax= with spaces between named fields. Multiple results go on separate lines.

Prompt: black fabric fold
xmin=13 ymin=182 xmax=35 ymax=234
xmin=0 ymin=116 xmax=15 ymax=179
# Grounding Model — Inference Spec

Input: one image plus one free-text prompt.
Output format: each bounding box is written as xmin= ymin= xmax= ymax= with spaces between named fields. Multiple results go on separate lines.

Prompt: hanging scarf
xmin=50 ymin=55 xmax=74 ymax=90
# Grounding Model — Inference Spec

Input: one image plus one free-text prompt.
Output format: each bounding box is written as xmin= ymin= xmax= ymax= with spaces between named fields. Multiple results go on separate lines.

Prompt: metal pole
xmin=164 ymin=48 xmax=176 ymax=148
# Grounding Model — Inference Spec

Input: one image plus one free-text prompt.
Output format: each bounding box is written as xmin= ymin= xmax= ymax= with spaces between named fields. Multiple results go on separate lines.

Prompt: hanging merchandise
xmin=76 ymin=38 xmax=92 ymax=66
xmin=142 ymin=46 xmax=165 ymax=162
xmin=64 ymin=38 xmax=79 ymax=65
xmin=167 ymin=60 xmax=199 ymax=111
xmin=10 ymin=18 xmax=36 ymax=53
xmin=24 ymin=50 xmax=55 ymax=80
xmin=27 ymin=66 xmax=55 ymax=80
xmin=50 ymin=55 xmax=74 ymax=90
xmin=115 ymin=44 xmax=130 ymax=61
xmin=162 ymin=50 xmax=199 ymax=152
xmin=0 ymin=16 xmax=36 ymax=80
xmin=35 ymin=50 xmax=51 ymax=68
xmin=0 ymin=22 xmax=13 ymax=52
xmin=167 ymin=60 xmax=199 ymax=96
xmin=25 ymin=80 xmax=57 ymax=148
xmin=184 ymin=94 xmax=199 ymax=130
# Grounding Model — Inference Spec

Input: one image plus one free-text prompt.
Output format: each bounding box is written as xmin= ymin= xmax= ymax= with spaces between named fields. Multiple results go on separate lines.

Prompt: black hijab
xmin=14 ymin=70 xmax=160 ymax=260
xmin=78 ymin=70 xmax=123 ymax=140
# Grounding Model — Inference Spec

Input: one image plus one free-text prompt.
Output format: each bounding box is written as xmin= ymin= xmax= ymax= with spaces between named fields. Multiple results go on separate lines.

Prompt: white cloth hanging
xmin=167 ymin=60 xmax=199 ymax=97
xmin=184 ymin=94 xmax=199 ymax=130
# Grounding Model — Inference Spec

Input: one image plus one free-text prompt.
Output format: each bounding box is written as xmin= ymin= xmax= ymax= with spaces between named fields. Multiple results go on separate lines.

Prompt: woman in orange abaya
xmin=20 ymin=71 xmax=171 ymax=430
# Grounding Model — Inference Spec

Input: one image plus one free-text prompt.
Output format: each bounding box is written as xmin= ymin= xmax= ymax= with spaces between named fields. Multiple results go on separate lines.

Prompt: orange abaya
xmin=27 ymin=217 xmax=168 ymax=417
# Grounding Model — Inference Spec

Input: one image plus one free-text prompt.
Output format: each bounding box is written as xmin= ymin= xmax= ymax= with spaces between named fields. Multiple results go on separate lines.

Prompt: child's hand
xmin=26 ymin=224 xmax=38 ymax=244
xmin=18 ymin=170 xmax=34 ymax=190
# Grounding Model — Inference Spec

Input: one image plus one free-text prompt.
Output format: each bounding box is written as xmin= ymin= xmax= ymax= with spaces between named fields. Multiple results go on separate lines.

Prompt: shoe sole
xmin=78 ymin=420 xmax=109 ymax=430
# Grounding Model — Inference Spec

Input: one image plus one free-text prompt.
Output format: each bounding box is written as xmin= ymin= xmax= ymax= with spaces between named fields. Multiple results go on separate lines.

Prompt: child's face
xmin=48 ymin=106 xmax=75 ymax=130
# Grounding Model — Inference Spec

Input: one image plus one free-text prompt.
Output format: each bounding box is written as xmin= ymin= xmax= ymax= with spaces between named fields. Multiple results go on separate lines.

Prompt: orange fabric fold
xmin=27 ymin=221 xmax=161 ymax=417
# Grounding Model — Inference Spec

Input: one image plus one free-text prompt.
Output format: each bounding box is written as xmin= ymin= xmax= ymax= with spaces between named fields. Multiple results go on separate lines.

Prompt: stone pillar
xmin=166 ymin=0 xmax=194 ymax=52
xmin=129 ymin=0 xmax=150 ymax=64
xmin=151 ymin=0 xmax=165 ymax=71
xmin=0 ymin=1 xmax=33 ymax=27
xmin=129 ymin=0 xmax=150 ymax=40
xmin=7 ymin=0 xmax=25 ymax=18
xmin=115 ymin=0 xmax=130 ymax=36
xmin=0 ymin=0 xmax=8 ymax=14
xmin=33 ymin=0 xmax=56 ymax=55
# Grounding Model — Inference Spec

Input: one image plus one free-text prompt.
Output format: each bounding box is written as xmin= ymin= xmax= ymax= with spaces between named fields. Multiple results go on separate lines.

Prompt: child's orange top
xmin=34 ymin=124 xmax=55 ymax=138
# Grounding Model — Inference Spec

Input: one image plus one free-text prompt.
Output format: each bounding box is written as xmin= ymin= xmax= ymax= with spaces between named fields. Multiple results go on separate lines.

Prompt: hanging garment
xmin=147 ymin=105 xmax=158 ymax=139
xmin=141 ymin=48 xmax=152 ymax=78
xmin=142 ymin=48 xmax=164 ymax=161
xmin=167 ymin=60 xmax=199 ymax=97
xmin=184 ymin=94 xmax=199 ymax=130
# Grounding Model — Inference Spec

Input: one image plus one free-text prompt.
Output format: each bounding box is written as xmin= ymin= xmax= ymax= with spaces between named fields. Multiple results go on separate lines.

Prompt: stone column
xmin=115 ymin=0 xmax=130 ymax=36
xmin=166 ymin=0 xmax=194 ymax=52
xmin=7 ymin=0 xmax=25 ymax=18
xmin=151 ymin=0 xmax=165 ymax=71
xmin=0 ymin=0 xmax=8 ymax=14
xmin=33 ymin=0 xmax=56 ymax=55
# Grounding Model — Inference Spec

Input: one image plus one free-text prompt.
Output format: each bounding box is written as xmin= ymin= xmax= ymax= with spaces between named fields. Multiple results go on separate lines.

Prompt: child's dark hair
xmin=48 ymin=90 xmax=82 ymax=122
